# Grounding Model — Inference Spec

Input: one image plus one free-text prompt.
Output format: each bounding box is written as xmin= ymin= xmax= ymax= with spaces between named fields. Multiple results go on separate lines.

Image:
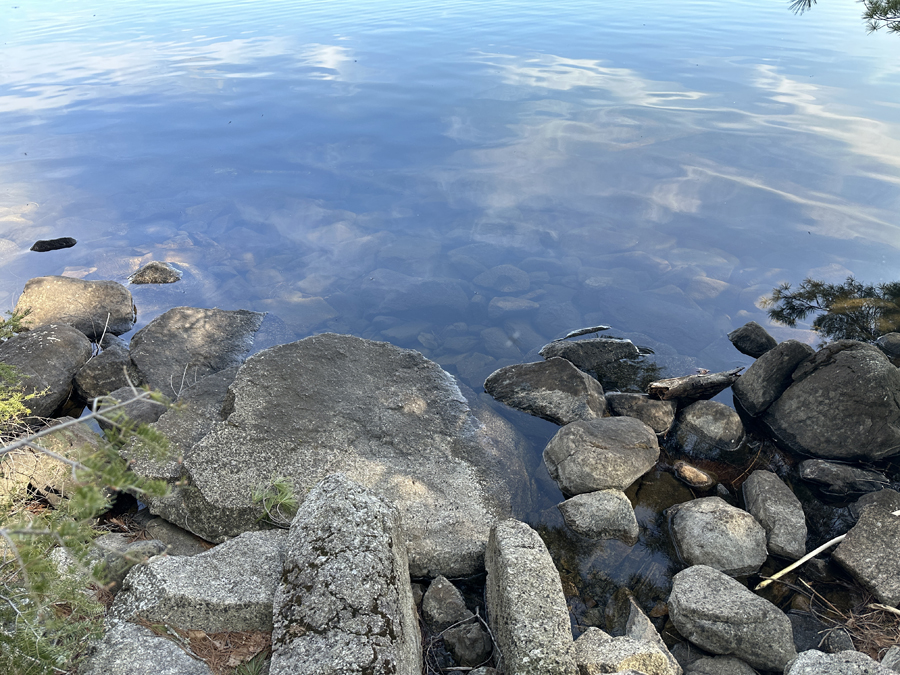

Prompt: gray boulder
xmin=98 ymin=385 xmax=168 ymax=431
xmin=92 ymin=533 xmax=167 ymax=592
xmin=444 ymin=622 xmax=493 ymax=667
xmin=557 ymin=489 xmax=639 ymax=544
xmin=732 ymin=340 xmax=815 ymax=416
xmin=129 ymin=306 xmax=264 ymax=395
xmin=833 ymin=503 xmax=900 ymax=606
xmin=875 ymin=332 xmax=900 ymax=366
xmin=684 ymin=655 xmax=757 ymax=675
xmin=74 ymin=334 xmax=142 ymax=401
xmin=883 ymin=645 xmax=900 ymax=672
xmin=668 ymin=498 xmax=767 ymax=576
xmin=129 ymin=261 xmax=183 ymax=284
xmin=761 ymin=340 xmax=900 ymax=460
xmin=0 ymin=323 xmax=92 ymax=417
xmin=270 ymin=474 xmax=421 ymax=675
xmin=422 ymin=575 xmax=473 ymax=632
xmin=110 ymin=530 xmax=286 ymax=631
xmin=149 ymin=334 xmax=532 ymax=578
xmin=485 ymin=519 xmax=577 ymax=675
xmin=669 ymin=565 xmax=796 ymax=671
xmin=850 ymin=489 xmax=900 ymax=521
xmin=671 ymin=401 xmax=745 ymax=460
xmin=622 ymin=594 xmax=682 ymax=675
xmin=727 ymin=322 xmax=777 ymax=358
xmin=742 ymin=470 xmax=807 ymax=560
xmin=799 ymin=459 xmax=889 ymax=496
xmin=785 ymin=649 xmax=895 ymax=674
xmin=13 ymin=275 xmax=135 ymax=340
xmin=574 ymin=628 xmax=676 ymax=675
xmin=79 ymin=620 xmax=212 ymax=675
xmin=539 ymin=337 xmax=641 ymax=375
xmin=606 ymin=392 xmax=677 ymax=435
xmin=543 ymin=416 xmax=659 ymax=495
xmin=484 ymin=357 xmax=607 ymax=425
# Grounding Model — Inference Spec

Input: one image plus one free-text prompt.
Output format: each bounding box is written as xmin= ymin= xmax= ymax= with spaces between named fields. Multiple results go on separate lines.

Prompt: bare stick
xmin=755 ymin=534 xmax=847 ymax=590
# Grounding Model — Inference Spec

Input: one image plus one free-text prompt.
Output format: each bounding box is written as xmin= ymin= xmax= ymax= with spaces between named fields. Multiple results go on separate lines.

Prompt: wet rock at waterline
xmin=270 ymin=475 xmax=421 ymax=675
xmin=557 ymin=489 xmax=639 ymax=544
xmin=129 ymin=261 xmax=183 ymax=284
xmin=798 ymin=459 xmax=889 ymax=496
xmin=671 ymin=401 xmax=745 ymax=460
xmin=30 ymin=236 xmax=77 ymax=252
xmin=147 ymin=333 xmax=531 ymax=577
xmin=74 ymin=334 xmax=142 ymax=401
xmin=741 ymin=469 xmax=807 ymax=560
xmin=761 ymin=340 xmax=900 ymax=460
xmin=543 ymin=416 xmax=659 ymax=495
xmin=667 ymin=497 xmax=767 ymax=576
xmin=606 ymin=392 xmax=676 ymax=435
xmin=485 ymin=519 xmax=578 ymax=675
xmin=573 ymin=628 xmax=676 ymax=675
xmin=673 ymin=461 xmax=716 ymax=490
xmin=727 ymin=321 xmax=777 ymax=358
xmin=483 ymin=357 xmax=607 ymax=425
xmin=833 ymin=503 xmax=900 ymax=606
xmin=539 ymin=337 xmax=641 ymax=376
xmin=668 ymin=565 xmax=797 ymax=671
xmin=0 ymin=323 xmax=92 ymax=417
xmin=129 ymin=306 xmax=264 ymax=395
xmin=731 ymin=339 xmax=815 ymax=416
xmin=14 ymin=276 xmax=135 ymax=340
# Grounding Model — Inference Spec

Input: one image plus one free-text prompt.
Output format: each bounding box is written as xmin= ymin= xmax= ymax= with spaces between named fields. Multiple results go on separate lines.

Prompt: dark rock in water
xmin=14 ymin=276 xmax=135 ymax=340
xmin=875 ymin=332 xmax=900 ymax=366
xmin=834 ymin=503 xmax=900 ymax=607
xmin=129 ymin=306 xmax=264 ymax=395
xmin=798 ymin=459 xmax=889 ymax=496
xmin=484 ymin=357 xmax=607 ymax=425
xmin=543 ymin=416 xmax=659 ymax=495
xmin=606 ymin=392 xmax=676 ymax=435
xmin=0 ymin=323 xmax=92 ymax=417
xmin=741 ymin=469 xmax=807 ymax=560
xmin=74 ymin=334 xmax=142 ymax=401
xmin=673 ymin=461 xmax=716 ymax=490
xmin=727 ymin=321 xmax=777 ymax=358
xmin=761 ymin=340 xmax=900 ymax=460
xmin=129 ymin=261 xmax=183 ymax=284
xmin=539 ymin=337 xmax=640 ymax=375
xmin=30 ymin=237 xmax=76 ymax=252
xmin=732 ymin=339 xmax=815 ymax=416
xmin=671 ymin=401 xmax=745 ymax=460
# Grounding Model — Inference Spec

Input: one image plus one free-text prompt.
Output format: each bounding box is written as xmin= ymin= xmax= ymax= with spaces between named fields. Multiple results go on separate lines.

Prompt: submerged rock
xmin=671 ymin=401 xmax=745 ymax=460
xmin=606 ymin=392 xmax=676 ymax=435
xmin=130 ymin=261 xmax=183 ymax=284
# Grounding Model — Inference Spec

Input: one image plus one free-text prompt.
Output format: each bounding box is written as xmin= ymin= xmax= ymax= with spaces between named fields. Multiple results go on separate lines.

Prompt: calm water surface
xmin=2 ymin=0 xmax=899 ymax=612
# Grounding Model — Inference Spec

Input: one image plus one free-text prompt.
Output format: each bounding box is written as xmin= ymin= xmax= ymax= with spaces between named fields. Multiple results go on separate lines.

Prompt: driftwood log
xmin=647 ymin=367 xmax=744 ymax=401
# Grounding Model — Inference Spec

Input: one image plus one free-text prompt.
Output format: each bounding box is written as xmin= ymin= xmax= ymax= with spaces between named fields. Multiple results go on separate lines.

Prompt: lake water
xmin=3 ymin=0 xmax=900 ymax=618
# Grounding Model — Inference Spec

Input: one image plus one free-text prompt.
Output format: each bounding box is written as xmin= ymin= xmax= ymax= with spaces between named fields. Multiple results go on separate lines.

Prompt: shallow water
xmin=3 ymin=0 xmax=900 ymax=616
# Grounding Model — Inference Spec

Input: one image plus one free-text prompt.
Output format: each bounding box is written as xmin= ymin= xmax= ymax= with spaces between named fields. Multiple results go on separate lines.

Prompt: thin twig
xmin=755 ymin=534 xmax=847 ymax=590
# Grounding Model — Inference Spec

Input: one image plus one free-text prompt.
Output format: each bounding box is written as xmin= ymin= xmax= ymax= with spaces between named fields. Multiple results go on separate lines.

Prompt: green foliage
xmin=862 ymin=0 xmax=900 ymax=33
xmin=234 ymin=651 xmax=269 ymax=675
xmin=761 ymin=276 xmax=900 ymax=343
xmin=0 ymin=309 xmax=30 ymax=342
xmin=0 ymin=364 xmax=42 ymax=442
xmin=0 ymin=391 xmax=173 ymax=673
xmin=252 ymin=476 xmax=299 ymax=528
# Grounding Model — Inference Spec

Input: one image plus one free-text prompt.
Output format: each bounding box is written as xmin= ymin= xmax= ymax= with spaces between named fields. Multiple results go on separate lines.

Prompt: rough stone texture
xmin=110 ymin=530 xmax=286 ymax=632
xmin=79 ymin=620 xmax=212 ymax=675
xmin=474 ymin=264 xmax=530 ymax=293
xmin=539 ymin=338 xmax=641 ymax=375
xmin=669 ymin=565 xmax=796 ymax=671
xmin=444 ymin=622 xmax=493 ymax=667
xmin=799 ymin=459 xmax=890 ymax=496
xmin=98 ymin=385 xmax=168 ymax=431
xmin=875 ymin=332 xmax=900 ymax=366
xmin=485 ymin=519 xmax=577 ymax=675
xmin=882 ymin=645 xmax=900 ymax=672
xmin=833 ymin=504 xmax=900 ymax=606
xmin=543 ymin=416 xmax=659 ymax=496
xmin=0 ymin=323 xmax=92 ymax=417
xmin=130 ymin=261 xmax=183 ymax=284
xmin=143 ymin=516 xmax=211 ymax=556
xmin=727 ymin=322 xmax=777 ymax=358
xmin=270 ymin=474 xmax=422 ymax=675
xmin=153 ymin=334 xmax=532 ymax=577
xmin=622 ymin=595 xmax=682 ymax=675
xmin=684 ymin=655 xmax=757 ymax=675
xmin=0 ymin=419 xmax=102 ymax=504
xmin=129 ymin=306 xmax=264 ymax=395
xmin=557 ymin=489 xmax=639 ymax=544
xmin=13 ymin=275 xmax=135 ymax=339
xmin=74 ymin=334 xmax=142 ymax=401
xmin=606 ymin=392 xmax=677 ymax=435
xmin=422 ymin=575 xmax=473 ymax=632
xmin=731 ymin=340 xmax=815 ymax=416
xmin=92 ymin=533 xmax=168 ymax=592
xmin=484 ymin=357 xmax=607 ymax=426
xmin=742 ymin=470 xmax=807 ymax=560
xmin=668 ymin=498 xmax=767 ymax=576
xmin=785 ymin=649 xmax=895 ymax=674
xmin=574 ymin=628 xmax=675 ymax=675
xmin=850 ymin=488 xmax=900 ymax=521
xmin=761 ymin=340 xmax=900 ymax=460
xmin=671 ymin=401 xmax=745 ymax=459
